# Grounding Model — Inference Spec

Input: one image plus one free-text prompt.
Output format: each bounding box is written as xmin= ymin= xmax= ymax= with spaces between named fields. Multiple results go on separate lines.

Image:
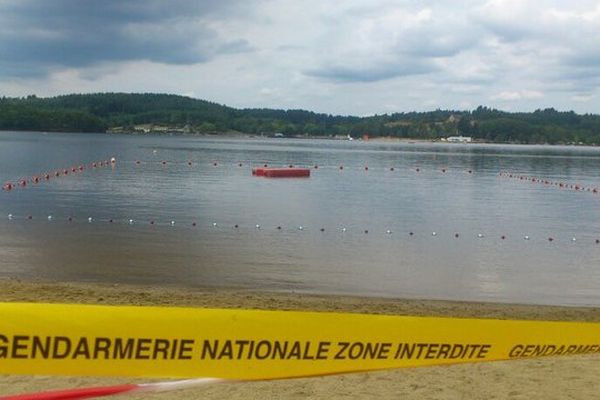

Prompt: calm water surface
xmin=1 ymin=131 xmax=599 ymax=306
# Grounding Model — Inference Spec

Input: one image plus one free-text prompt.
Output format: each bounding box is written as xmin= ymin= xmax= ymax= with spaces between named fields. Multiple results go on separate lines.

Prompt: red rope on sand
xmin=0 ymin=384 xmax=138 ymax=400
xmin=0 ymin=378 xmax=224 ymax=400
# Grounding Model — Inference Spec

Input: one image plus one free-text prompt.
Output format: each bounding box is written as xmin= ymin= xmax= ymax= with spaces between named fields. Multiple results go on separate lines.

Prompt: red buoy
xmin=19 ymin=179 xmax=27 ymax=187
xmin=2 ymin=182 xmax=13 ymax=191
xmin=44 ymin=173 xmax=50 ymax=180
xmin=135 ymin=160 xmax=140 ymax=165
xmin=32 ymin=176 xmax=40 ymax=184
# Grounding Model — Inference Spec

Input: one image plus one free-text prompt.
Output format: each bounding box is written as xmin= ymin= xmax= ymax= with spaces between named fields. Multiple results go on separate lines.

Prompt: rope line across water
xmin=3 ymin=214 xmax=599 ymax=245
xmin=2 ymin=158 xmax=116 ymax=192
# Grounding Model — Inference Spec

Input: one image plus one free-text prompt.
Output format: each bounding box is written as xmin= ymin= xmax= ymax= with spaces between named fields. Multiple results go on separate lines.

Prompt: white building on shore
xmin=445 ymin=136 xmax=472 ymax=143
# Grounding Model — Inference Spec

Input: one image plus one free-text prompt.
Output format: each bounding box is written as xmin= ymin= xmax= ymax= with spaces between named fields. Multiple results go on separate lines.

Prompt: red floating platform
xmin=252 ymin=167 xmax=310 ymax=178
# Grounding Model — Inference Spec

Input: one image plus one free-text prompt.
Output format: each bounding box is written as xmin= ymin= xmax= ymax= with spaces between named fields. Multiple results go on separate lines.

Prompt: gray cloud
xmin=2 ymin=0 xmax=600 ymax=114
xmin=300 ymin=3 xmax=478 ymax=84
xmin=306 ymin=61 xmax=437 ymax=83
xmin=216 ymin=39 xmax=255 ymax=55
xmin=0 ymin=0 xmax=253 ymax=77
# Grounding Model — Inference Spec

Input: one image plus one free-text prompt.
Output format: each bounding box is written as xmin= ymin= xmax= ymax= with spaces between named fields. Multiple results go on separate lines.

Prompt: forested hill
xmin=1 ymin=93 xmax=600 ymax=144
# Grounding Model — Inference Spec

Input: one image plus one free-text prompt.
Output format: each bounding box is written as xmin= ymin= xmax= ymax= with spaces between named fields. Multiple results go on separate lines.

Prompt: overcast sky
xmin=1 ymin=0 xmax=599 ymax=115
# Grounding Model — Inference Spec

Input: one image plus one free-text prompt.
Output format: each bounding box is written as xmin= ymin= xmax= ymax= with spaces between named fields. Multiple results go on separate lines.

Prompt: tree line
xmin=1 ymin=93 xmax=600 ymax=144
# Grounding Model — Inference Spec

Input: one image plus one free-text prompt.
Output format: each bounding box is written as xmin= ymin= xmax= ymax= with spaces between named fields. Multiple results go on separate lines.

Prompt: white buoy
xmin=477 ymin=233 xmax=484 ymax=238
xmin=8 ymin=214 xmax=13 ymax=220
xmin=88 ymin=217 xmax=93 ymax=223
xmin=298 ymin=226 xmax=303 ymax=231
xmin=432 ymin=231 xmax=437 ymax=236
xmin=170 ymin=221 xmax=175 ymax=226
xmin=129 ymin=219 xmax=134 ymax=224
xmin=341 ymin=227 xmax=347 ymax=232
xmin=524 ymin=235 xmax=530 ymax=240
xmin=47 ymin=215 xmax=52 ymax=221
xmin=110 ymin=157 xmax=116 ymax=163
xmin=212 ymin=222 xmax=217 ymax=227
xmin=255 ymin=224 xmax=261 ymax=229
xmin=386 ymin=229 xmax=392 ymax=234
xmin=572 ymin=237 xmax=577 ymax=242
xmin=153 ymin=150 xmax=157 ymax=154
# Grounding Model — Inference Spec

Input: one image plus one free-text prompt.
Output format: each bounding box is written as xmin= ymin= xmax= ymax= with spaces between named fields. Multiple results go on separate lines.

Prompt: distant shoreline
xmin=3 ymin=129 xmax=600 ymax=148
xmin=3 ymin=93 xmax=600 ymax=145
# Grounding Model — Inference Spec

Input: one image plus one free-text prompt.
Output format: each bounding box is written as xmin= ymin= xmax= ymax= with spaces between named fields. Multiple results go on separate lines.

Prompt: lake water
xmin=1 ymin=131 xmax=599 ymax=306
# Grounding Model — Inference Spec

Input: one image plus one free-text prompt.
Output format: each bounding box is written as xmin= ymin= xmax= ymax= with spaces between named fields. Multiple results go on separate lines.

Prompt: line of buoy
xmin=499 ymin=172 xmax=599 ymax=195
xmin=2 ymin=157 xmax=116 ymax=192
xmin=0 ymin=158 xmax=483 ymax=181
xmin=130 ymin=160 xmax=473 ymax=175
xmin=3 ymin=214 xmax=598 ymax=243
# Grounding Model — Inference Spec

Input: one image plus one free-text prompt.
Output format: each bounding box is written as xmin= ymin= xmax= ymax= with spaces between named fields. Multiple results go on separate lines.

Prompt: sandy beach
xmin=0 ymin=278 xmax=599 ymax=399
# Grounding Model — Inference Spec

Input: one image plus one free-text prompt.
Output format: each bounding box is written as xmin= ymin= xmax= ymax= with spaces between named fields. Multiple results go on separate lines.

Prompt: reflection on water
xmin=0 ymin=131 xmax=599 ymax=306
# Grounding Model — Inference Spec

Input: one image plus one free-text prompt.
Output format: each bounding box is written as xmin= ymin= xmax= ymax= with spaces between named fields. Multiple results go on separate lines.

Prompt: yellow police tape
xmin=0 ymin=302 xmax=599 ymax=379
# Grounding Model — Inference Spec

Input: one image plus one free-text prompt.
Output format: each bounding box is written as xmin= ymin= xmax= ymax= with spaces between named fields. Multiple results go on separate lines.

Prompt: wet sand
xmin=0 ymin=278 xmax=599 ymax=399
